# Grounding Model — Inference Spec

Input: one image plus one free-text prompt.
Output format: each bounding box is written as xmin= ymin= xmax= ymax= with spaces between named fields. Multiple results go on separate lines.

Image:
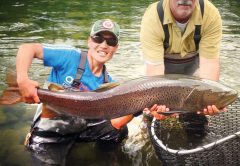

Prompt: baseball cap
xmin=90 ymin=19 xmax=120 ymax=40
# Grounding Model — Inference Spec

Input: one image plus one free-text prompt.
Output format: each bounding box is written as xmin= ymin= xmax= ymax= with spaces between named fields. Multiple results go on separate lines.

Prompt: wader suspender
xmin=71 ymin=51 xmax=87 ymax=87
xmin=71 ymin=51 xmax=109 ymax=88
xmin=157 ymin=0 xmax=204 ymax=51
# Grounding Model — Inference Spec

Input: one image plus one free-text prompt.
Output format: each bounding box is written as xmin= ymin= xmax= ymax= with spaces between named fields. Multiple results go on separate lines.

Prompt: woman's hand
xmin=143 ymin=104 xmax=170 ymax=120
xmin=18 ymin=78 xmax=40 ymax=104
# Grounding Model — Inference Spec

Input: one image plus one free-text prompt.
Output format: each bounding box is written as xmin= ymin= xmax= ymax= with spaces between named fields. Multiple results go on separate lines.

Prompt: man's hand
xmin=197 ymin=105 xmax=227 ymax=116
xmin=18 ymin=79 xmax=40 ymax=104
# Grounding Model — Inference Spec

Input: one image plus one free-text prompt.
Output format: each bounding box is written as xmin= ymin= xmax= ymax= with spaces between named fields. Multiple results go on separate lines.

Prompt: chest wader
xmin=24 ymin=51 xmax=128 ymax=165
xmin=157 ymin=0 xmax=204 ymax=75
xmin=24 ymin=51 xmax=110 ymax=145
xmin=156 ymin=0 xmax=208 ymax=137
xmin=164 ymin=53 xmax=199 ymax=75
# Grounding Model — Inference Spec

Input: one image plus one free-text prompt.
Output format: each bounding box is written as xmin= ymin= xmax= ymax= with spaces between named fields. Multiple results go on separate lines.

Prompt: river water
xmin=0 ymin=0 xmax=239 ymax=165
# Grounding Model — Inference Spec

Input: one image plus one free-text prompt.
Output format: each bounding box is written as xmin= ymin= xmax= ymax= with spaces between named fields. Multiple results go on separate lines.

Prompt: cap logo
xmin=102 ymin=20 xmax=114 ymax=29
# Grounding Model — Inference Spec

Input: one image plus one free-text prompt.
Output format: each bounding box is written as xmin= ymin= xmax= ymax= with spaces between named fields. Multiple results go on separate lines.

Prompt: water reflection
xmin=0 ymin=0 xmax=240 ymax=165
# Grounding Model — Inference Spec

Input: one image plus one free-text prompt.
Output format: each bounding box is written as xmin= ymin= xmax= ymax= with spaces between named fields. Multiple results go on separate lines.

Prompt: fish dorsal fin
xmin=94 ymin=82 xmax=121 ymax=92
xmin=48 ymin=83 xmax=65 ymax=92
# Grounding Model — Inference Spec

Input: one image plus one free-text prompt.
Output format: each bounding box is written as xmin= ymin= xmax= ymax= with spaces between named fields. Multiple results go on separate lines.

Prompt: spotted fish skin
xmin=34 ymin=74 xmax=238 ymax=119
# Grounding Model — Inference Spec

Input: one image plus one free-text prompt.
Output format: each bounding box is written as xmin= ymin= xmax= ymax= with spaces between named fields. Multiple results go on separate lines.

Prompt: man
xmin=140 ymin=0 xmax=223 ymax=118
xmin=17 ymin=19 xmax=133 ymax=165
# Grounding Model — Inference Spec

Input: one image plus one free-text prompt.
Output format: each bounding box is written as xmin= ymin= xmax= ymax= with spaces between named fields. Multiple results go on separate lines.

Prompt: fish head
xmin=215 ymin=90 xmax=238 ymax=109
xmin=202 ymin=88 xmax=238 ymax=109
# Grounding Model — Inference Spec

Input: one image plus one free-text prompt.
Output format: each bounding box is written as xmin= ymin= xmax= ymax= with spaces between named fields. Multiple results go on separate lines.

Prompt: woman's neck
xmin=87 ymin=53 xmax=104 ymax=77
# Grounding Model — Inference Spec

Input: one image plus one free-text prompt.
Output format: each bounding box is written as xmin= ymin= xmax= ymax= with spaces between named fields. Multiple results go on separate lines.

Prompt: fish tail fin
xmin=0 ymin=69 xmax=23 ymax=105
xmin=0 ymin=87 xmax=23 ymax=105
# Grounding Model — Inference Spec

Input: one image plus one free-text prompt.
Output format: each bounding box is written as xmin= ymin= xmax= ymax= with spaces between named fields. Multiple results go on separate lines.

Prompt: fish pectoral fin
xmin=158 ymin=110 xmax=185 ymax=116
xmin=45 ymin=104 xmax=63 ymax=115
xmin=94 ymin=82 xmax=121 ymax=92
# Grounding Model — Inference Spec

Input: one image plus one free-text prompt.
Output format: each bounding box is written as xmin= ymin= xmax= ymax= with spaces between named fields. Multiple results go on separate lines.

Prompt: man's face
xmin=169 ymin=0 xmax=198 ymax=23
xmin=88 ymin=31 xmax=118 ymax=64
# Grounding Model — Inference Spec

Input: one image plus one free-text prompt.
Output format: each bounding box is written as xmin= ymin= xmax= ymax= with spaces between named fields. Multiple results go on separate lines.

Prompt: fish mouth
xmin=225 ymin=95 xmax=238 ymax=106
xmin=218 ymin=92 xmax=238 ymax=109
xmin=177 ymin=0 xmax=193 ymax=6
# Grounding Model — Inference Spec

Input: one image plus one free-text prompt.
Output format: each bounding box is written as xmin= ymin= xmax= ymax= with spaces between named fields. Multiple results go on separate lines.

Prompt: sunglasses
xmin=91 ymin=35 xmax=118 ymax=47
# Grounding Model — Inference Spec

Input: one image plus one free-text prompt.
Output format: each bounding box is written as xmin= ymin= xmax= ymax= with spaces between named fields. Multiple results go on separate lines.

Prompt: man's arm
xmin=145 ymin=63 xmax=164 ymax=76
xmin=199 ymin=3 xmax=222 ymax=81
xmin=16 ymin=43 xmax=43 ymax=104
xmin=140 ymin=2 xmax=165 ymax=75
xmin=199 ymin=56 xmax=220 ymax=81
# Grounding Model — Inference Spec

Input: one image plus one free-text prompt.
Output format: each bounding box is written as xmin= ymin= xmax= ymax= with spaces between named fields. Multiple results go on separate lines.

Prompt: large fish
xmin=0 ymin=74 xmax=238 ymax=119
